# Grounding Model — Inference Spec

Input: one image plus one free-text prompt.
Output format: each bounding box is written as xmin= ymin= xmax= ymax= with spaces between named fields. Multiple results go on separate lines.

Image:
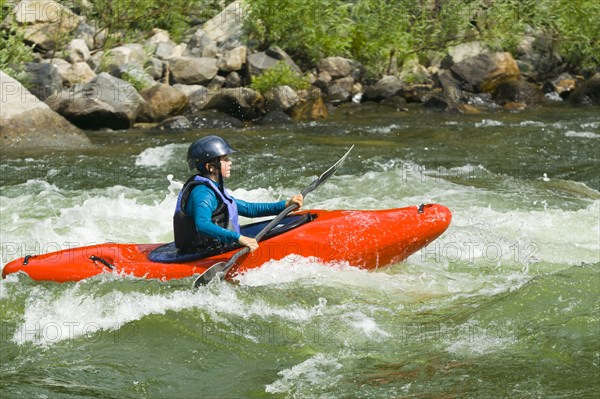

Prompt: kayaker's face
xmin=219 ymin=155 xmax=232 ymax=178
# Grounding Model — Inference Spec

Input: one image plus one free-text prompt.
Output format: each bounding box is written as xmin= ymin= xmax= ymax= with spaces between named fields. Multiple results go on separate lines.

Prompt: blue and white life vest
xmin=173 ymin=175 xmax=240 ymax=252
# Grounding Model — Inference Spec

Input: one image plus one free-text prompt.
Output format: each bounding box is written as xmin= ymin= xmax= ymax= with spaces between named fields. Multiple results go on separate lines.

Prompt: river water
xmin=1 ymin=104 xmax=598 ymax=398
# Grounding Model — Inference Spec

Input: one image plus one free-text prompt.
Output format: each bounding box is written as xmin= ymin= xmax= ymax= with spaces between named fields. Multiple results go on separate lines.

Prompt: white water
xmin=2 ymin=154 xmax=598 ymax=347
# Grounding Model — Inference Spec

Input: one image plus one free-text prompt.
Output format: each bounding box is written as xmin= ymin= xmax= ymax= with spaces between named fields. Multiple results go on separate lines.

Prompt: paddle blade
xmin=192 ymin=261 xmax=227 ymax=288
xmin=302 ymin=145 xmax=353 ymax=196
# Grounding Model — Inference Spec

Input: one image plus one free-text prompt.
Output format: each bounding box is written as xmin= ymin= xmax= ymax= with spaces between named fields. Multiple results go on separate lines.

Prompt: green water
xmin=1 ymin=104 xmax=599 ymax=398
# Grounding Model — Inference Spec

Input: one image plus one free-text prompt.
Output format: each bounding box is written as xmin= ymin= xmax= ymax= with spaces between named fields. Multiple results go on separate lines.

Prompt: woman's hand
xmin=238 ymin=235 xmax=259 ymax=252
xmin=286 ymin=193 xmax=304 ymax=209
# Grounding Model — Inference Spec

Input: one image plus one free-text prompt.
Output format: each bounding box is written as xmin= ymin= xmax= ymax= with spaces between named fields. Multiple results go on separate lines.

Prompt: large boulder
xmin=46 ymin=72 xmax=145 ymax=130
xmin=204 ymin=88 xmax=264 ymax=120
xmin=139 ymin=84 xmax=188 ymax=122
xmin=169 ymin=57 xmax=218 ymax=85
xmin=5 ymin=0 xmax=80 ymax=51
xmin=450 ymin=52 xmax=520 ymax=93
xmin=0 ymin=71 xmax=90 ymax=149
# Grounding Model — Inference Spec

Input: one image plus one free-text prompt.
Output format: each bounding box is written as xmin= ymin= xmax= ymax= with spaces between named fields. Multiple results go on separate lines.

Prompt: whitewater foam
xmin=135 ymin=144 xmax=185 ymax=168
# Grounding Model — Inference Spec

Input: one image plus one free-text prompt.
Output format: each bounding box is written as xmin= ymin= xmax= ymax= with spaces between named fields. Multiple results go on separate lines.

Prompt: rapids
xmin=1 ymin=104 xmax=598 ymax=398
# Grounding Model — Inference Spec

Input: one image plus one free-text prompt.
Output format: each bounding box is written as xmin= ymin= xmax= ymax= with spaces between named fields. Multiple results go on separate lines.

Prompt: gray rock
xmin=492 ymin=78 xmax=544 ymax=105
xmin=117 ymin=63 xmax=157 ymax=90
xmin=139 ymin=84 xmax=188 ymax=122
xmin=188 ymin=109 xmax=243 ymax=129
xmin=217 ymin=46 xmax=247 ymax=72
xmin=259 ymin=110 xmax=293 ymax=125
xmin=326 ymin=77 xmax=354 ymax=103
xmin=265 ymin=47 xmax=301 ymax=73
xmin=145 ymin=58 xmax=164 ymax=80
xmin=173 ymin=84 xmax=207 ymax=97
xmin=0 ymin=70 xmax=90 ymax=149
xmin=444 ymin=42 xmax=486 ymax=67
xmin=225 ymin=71 xmax=242 ymax=88
xmin=87 ymin=50 xmax=104 ymax=72
xmin=568 ymin=73 xmax=600 ymax=106
xmin=104 ymin=44 xmax=146 ymax=75
xmin=208 ymin=75 xmax=227 ymax=91
xmin=264 ymin=86 xmax=300 ymax=111
xmin=64 ymin=38 xmax=90 ymax=63
xmin=450 ymin=52 xmax=520 ymax=93
xmin=46 ymin=72 xmax=145 ymax=130
xmin=516 ymin=33 xmax=563 ymax=76
xmin=24 ymin=62 xmax=63 ymax=100
xmin=155 ymin=42 xmax=185 ymax=60
xmin=186 ymin=86 xmax=213 ymax=112
xmin=74 ymin=21 xmax=102 ymax=51
xmin=314 ymin=71 xmax=332 ymax=91
xmin=317 ymin=57 xmax=354 ymax=79
xmin=170 ymin=57 xmax=218 ymax=85
xmin=363 ymin=75 xmax=404 ymax=101
xmin=9 ymin=0 xmax=80 ymax=51
xmin=204 ymin=88 xmax=264 ymax=120
xmin=185 ymin=29 xmax=218 ymax=58
xmin=248 ymin=47 xmax=301 ymax=77
xmin=437 ymin=69 xmax=463 ymax=106
xmin=201 ymin=0 xmax=246 ymax=50
xmin=58 ymin=61 xmax=96 ymax=87
xmin=145 ymin=29 xmax=171 ymax=48
xmin=157 ymin=115 xmax=192 ymax=131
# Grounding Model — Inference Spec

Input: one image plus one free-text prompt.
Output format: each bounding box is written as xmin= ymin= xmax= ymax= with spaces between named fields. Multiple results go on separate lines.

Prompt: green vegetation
xmin=60 ymin=0 xmax=224 ymax=47
xmin=250 ymin=62 xmax=311 ymax=93
xmin=244 ymin=0 xmax=600 ymax=76
xmin=2 ymin=0 xmax=598 ymax=79
xmin=0 ymin=0 xmax=35 ymax=78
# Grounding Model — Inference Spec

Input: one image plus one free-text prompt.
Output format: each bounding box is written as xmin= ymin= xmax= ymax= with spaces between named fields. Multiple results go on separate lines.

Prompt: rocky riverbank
xmin=1 ymin=0 xmax=599 ymax=150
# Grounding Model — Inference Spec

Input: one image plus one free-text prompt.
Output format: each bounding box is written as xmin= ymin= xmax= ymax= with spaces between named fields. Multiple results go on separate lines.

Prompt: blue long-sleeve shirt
xmin=185 ymin=184 xmax=286 ymax=244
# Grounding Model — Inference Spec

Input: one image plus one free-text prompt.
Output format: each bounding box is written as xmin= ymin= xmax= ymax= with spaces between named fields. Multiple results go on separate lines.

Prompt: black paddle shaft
xmin=192 ymin=146 xmax=354 ymax=288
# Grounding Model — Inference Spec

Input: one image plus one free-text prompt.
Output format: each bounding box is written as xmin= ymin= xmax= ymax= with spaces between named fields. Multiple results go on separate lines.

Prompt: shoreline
xmin=1 ymin=0 xmax=599 ymax=150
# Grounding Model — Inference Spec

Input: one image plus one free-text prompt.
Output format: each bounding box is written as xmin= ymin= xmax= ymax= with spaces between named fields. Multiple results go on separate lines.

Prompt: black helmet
xmin=187 ymin=135 xmax=236 ymax=171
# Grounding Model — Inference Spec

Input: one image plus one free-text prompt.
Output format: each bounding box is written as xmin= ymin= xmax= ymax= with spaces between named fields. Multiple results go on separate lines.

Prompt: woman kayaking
xmin=174 ymin=135 xmax=303 ymax=254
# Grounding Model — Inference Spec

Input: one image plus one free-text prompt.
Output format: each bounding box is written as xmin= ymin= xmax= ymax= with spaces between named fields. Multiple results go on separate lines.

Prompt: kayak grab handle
xmin=90 ymin=255 xmax=115 ymax=270
xmin=418 ymin=204 xmax=425 ymax=214
xmin=23 ymin=255 xmax=33 ymax=265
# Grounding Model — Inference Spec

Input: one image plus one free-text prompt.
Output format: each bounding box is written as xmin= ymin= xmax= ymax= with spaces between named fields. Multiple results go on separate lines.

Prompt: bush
xmin=68 ymin=0 xmax=223 ymax=47
xmin=0 ymin=9 xmax=35 ymax=78
xmin=250 ymin=62 xmax=311 ymax=93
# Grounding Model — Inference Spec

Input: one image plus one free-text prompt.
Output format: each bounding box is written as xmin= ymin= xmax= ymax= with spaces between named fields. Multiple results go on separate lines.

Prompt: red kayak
xmin=2 ymin=204 xmax=451 ymax=282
